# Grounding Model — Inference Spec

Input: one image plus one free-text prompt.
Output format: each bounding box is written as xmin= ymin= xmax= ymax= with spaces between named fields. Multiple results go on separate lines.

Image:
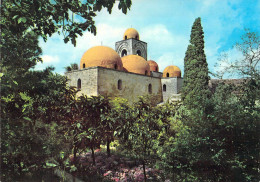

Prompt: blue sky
xmin=35 ymin=0 xmax=260 ymax=78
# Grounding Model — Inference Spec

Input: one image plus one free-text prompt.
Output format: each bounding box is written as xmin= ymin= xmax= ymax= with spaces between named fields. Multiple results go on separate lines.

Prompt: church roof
xmin=123 ymin=28 xmax=140 ymax=40
xmin=122 ymin=55 xmax=150 ymax=76
xmin=163 ymin=65 xmax=181 ymax=78
xmin=80 ymin=46 xmax=123 ymax=71
xmin=147 ymin=60 xmax=159 ymax=72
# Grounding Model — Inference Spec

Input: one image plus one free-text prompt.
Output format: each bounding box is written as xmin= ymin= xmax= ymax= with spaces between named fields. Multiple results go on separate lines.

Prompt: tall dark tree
xmin=182 ymin=17 xmax=210 ymax=109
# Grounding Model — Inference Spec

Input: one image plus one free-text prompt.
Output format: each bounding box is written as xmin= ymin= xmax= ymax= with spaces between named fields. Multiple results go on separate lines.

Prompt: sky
xmin=35 ymin=0 xmax=260 ymax=78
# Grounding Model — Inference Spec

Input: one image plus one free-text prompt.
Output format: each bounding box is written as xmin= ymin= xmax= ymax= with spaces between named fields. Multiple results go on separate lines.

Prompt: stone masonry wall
xmin=97 ymin=67 xmax=163 ymax=103
xmin=161 ymin=77 xmax=183 ymax=102
xmin=65 ymin=67 xmax=98 ymax=97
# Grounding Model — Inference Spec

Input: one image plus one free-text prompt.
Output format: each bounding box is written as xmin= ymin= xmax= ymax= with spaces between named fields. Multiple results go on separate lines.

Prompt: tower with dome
xmin=65 ymin=28 xmax=183 ymax=103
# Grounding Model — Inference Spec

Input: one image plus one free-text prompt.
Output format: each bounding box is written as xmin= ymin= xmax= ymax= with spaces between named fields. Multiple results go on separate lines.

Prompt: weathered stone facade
xmin=65 ymin=67 xmax=99 ymax=97
xmin=65 ymin=66 xmax=163 ymax=103
xmin=161 ymin=77 xmax=183 ymax=102
xmin=115 ymin=39 xmax=147 ymax=60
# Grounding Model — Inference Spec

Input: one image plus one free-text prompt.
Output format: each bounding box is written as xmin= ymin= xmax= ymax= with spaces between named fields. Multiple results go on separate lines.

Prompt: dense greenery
xmin=1 ymin=0 xmax=132 ymax=180
xmin=1 ymin=7 xmax=259 ymax=182
xmin=181 ymin=17 xmax=210 ymax=109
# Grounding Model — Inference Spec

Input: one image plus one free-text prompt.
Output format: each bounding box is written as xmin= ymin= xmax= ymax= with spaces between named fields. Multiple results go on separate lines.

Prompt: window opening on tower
xmin=137 ymin=50 xmax=141 ymax=56
xmin=121 ymin=49 xmax=127 ymax=57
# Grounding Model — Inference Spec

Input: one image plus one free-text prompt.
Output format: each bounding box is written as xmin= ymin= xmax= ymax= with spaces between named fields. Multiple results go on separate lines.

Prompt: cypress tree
xmin=182 ymin=17 xmax=209 ymax=109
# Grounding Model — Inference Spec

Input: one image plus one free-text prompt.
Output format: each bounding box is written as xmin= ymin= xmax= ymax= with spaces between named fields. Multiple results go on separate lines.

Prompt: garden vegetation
xmin=1 ymin=1 xmax=259 ymax=181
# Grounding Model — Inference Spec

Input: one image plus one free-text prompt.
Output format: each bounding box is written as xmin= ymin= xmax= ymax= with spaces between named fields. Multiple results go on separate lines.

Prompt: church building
xmin=65 ymin=28 xmax=183 ymax=103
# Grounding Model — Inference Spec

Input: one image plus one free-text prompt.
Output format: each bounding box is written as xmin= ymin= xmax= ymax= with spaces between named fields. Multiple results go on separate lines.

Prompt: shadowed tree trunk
xmin=142 ymin=160 xmax=147 ymax=182
xmin=107 ymin=137 xmax=111 ymax=157
xmin=91 ymin=146 xmax=96 ymax=165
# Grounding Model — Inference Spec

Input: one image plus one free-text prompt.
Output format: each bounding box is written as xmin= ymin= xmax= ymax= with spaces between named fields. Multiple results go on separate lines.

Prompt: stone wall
xmin=150 ymin=71 xmax=163 ymax=78
xmin=161 ymin=77 xmax=183 ymax=102
xmin=65 ymin=67 xmax=183 ymax=104
xmin=97 ymin=67 xmax=163 ymax=103
xmin=65 ymin=67 xmax=98 ymax=97
xmin=115 ymin=39 xmax=147 ymax=60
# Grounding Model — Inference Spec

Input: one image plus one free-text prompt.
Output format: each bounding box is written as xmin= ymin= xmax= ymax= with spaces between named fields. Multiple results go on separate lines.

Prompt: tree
xmin=1 ymin=0 xmax=133 ymax=179
xmin=1 ymin=68 xmax=73 ymax=181
xmin=65 ymin=63 xmax=79 ymax=72
xmin=115 ymin=97 xmax=161 ymax=182
xmin=62 ymin=95 xmax=112 ymax=165
xmin=160 ymin=30 xmax=260 ymax=181
xmin=1 ymin=0 xmax=132 ymax=46
xmin=216 ymin=30 xmax=260 ymax=111
xmin=181 ymin=17 xmax=210 ymax=109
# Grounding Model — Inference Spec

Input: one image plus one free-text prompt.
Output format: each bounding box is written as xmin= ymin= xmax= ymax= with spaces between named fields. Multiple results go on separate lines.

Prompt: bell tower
xmin=115 ymin=28 xmax=147 ymax=60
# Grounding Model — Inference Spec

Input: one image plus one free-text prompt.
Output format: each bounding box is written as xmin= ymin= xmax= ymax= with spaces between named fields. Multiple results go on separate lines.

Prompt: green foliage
xmin=160 ymin=30 xmax=259 ymax=181
xmin=1 ymin=70 xmax=72 ymax=180
xmin=65 ymin=63 xmax=79 ymax=72
xmin=182 ymin=17 xmax=210 ymax=110
xmin=1 ymin=0 xmax=132 ymax=46
xmin=1 ymin=0 xmax=132 ymax=180
xmin=61 ymin=95 xmax=112 ymax=164
xmin=159 ymin=82 xmax=260 ymax=181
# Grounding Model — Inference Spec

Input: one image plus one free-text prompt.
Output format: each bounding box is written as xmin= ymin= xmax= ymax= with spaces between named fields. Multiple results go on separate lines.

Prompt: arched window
xmin=163 ymin=84 xmax=166 ymax=92
xmin=135 ymin=35 xmax=138 ymax=39
xmin=118 ymin=79 xmax=122 ymax=90
xmin=155 ymin=66 xmax=158 ymax=72
xmin=137 ymin=50 xmax=141 ymax=56
xmin=114 ymin=64 xmax=118 ymax=70
xmin=77 ymin=79 xmax=81 ymax=90
xmin=166 ymin=73 xmax=169 ymax=77
xmin=148 ymin=84 xmax=152 ymax=94
xmin=125 ymin=36 xmax=127 ymax=40
xmin=121 ymin=49 xmax=127 ymax=57
xmin=83 ymin=63 xmax=85 ymax=68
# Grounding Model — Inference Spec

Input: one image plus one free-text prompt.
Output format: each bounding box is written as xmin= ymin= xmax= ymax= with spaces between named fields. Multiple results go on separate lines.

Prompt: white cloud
xmin=34 ymin=55 xmax=60 ymax=70
xmin=76 ymin=23 xmax=125 ymax=50
xmin=41 ymin=55 xmax=60 ymax=63
xmin=157 ymin=52 xmax=184 ymax=73
xmin=141 ymin=24 xmax=174 ymax=47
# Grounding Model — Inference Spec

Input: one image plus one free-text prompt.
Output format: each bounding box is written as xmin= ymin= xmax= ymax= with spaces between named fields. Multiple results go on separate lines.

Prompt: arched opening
xmin=125 ymin=36 xmax=127 ymax=40
xmin=166 ymin=73 xmax=169 ymax=77
xmin=155 ymin=66 xmax=158 ymax=72
xmin=148 ymin=84 xmax=152 ymax=94
xmin=135 ymin=35 xmax=138 ymax=39
xmin=121 ymin=49 xmax=127 ymax=57
xmin=77 ymin=79 xmax=81 ymax=90
xmin=83 ymin=63 xmax=85 ymax=68
xmin=118 ymin=79 xmax=122 ymax=90
xmin=137 ymin=50 xmax=141 ymax=56
xmin=114 ymin=64 xmax=118 ymax=70
xmin=163 ymin=84 xmax=166 ymax=92
xmin=145 ymin=70 xmax=148 ymax=75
